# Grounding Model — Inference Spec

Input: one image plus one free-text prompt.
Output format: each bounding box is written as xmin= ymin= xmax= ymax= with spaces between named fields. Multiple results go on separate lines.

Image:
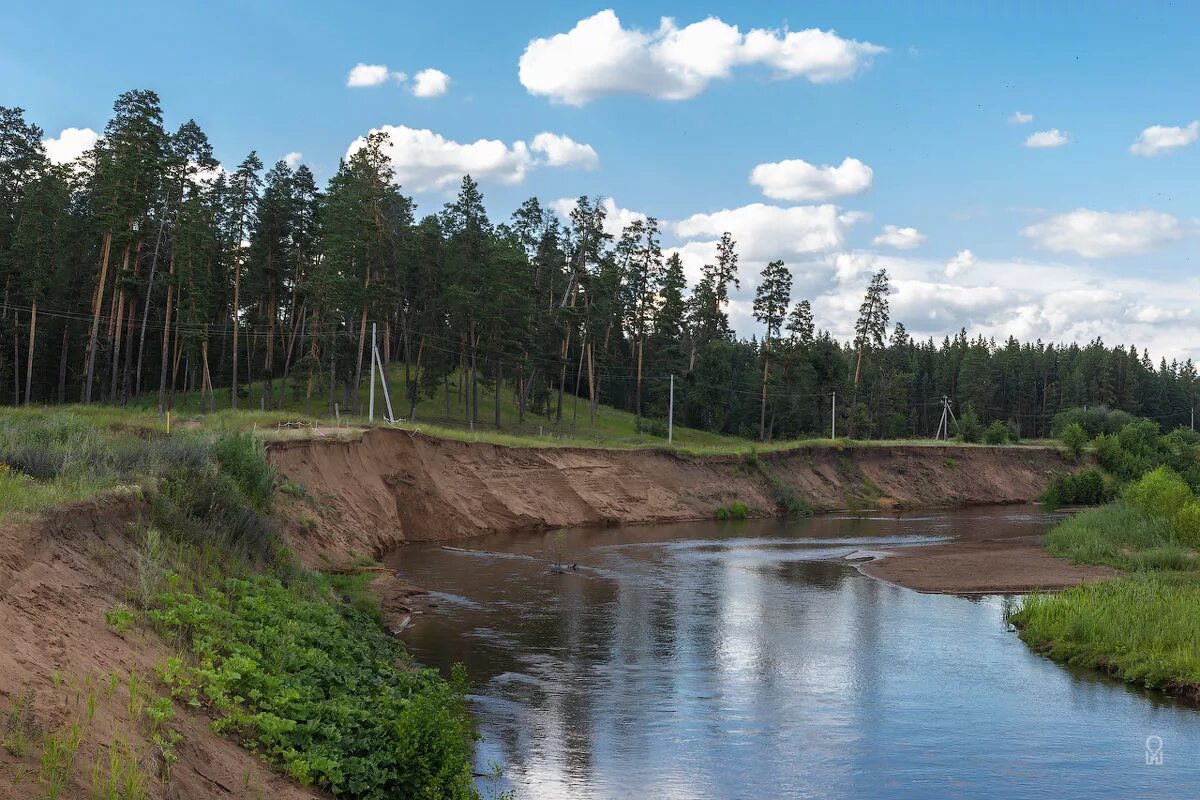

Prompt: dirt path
xmin=860 ymin=533 xmax=1116 ymax=593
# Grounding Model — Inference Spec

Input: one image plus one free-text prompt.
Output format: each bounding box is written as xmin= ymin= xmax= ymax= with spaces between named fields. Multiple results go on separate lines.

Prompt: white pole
xmin=368 ymin=322 xmax=377 ymax=423
xmin=375 ymin=345 xmax=395 ymax=422
xmin=668 ymin=374 xmax=674 ymax=444
xmin=831 ymin=391 xmax=836 ymax=439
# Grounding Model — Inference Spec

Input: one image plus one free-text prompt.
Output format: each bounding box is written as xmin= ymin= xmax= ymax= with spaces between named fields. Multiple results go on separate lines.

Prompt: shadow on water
xmin=386 ymin=506 xmax=1199 ymax=800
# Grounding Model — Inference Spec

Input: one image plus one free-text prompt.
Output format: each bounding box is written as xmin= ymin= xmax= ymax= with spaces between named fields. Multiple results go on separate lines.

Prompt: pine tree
xmin=753 ymin=259 xmax=792 ymax=440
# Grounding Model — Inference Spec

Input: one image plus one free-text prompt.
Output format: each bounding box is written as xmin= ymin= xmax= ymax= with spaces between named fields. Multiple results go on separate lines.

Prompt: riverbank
xmin=267 ymin=427 xmax=1069 ymax=568
xmin=859 ymin=532 xmax=1116 ymax=593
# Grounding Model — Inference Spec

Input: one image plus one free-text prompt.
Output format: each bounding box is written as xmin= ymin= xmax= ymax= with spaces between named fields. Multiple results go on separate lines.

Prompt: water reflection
xmin=389 ymin=508 xmax=1199 ymax=799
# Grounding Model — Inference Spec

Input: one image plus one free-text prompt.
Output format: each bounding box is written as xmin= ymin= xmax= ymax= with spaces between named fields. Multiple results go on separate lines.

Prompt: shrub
xmin=212 ymin=433 xmax=275 ymax=511
xmin=714 ymin=506 xmax=729 ymax=520
xmin=1060 ymin=422 xmax=1089 ymax=460
xmin=1170 ymin=501 xmax=1200 ymax=548
xmin=1122 ymin=465 xmax=1194 ymax=521
xmin=984 ymin=420 xmax=1011 ymax=445
xmin=634 ymin=417 xmax=669 ymax=438
xmin=1050 ymin=406 xmax=1137 ymax=438
xmin=1043 ymin=468 xmax=1111 ymax=507
xmin=728 ymin=501 xmax=749 ymax=520
xmin=955 ymin=406 xmax=982 ymax=443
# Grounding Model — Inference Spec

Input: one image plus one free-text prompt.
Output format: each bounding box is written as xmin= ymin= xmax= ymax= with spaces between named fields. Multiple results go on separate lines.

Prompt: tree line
xmin=1 ymin=90 xmax=1197 ymax=440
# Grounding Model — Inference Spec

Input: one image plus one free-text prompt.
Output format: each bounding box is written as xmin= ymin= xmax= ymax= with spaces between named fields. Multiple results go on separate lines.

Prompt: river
xmin=387 ymin=506 xmax=1198 ymax=799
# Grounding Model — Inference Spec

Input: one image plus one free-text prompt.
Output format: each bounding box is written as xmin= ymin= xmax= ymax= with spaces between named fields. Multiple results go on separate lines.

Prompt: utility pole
xmin=1192 ymin=407 xmax=1195 ymax=431
xmin=668 ymin=374 xmax=674 ymax=445
xmin=368 ymin=322 xmax=376 ymax=422
xmin=831 ymin=391 xmax=837 ymax=439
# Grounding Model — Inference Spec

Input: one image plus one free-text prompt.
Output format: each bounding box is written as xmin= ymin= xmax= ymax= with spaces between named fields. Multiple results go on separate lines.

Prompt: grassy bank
xmin=1013 ymin=455 xmax=1200 ymax=700
xmin=0 ymin=409 xmax=479 ymax=798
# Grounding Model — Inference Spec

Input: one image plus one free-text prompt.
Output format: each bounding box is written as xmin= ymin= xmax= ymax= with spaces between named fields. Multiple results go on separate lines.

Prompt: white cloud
xmin=1129 ymin=121 xmax=1199 ymax=157
xmin=42 ymin=127 xmax=99 ymax=164
xmin=411 ymin=68 xmax=451 ymax=98
xmin=1126 ymin=304 xmax=1192 ymax=323
xmin=347 ymin=63 xmax=405 ymax=88
xmin=1008 ymin=111 xmax=1033 ymax=124
xmin=872 ymin=224 xmax=925 ymax=250
xmin=282 ymin=152 xmax=303 ymax=168
xmin=347 ymin=126 xmax=603 ymax=193
xmin=530 ymin=133 xmax=599 ymax=169
xmin=550 ymin=196 xmax=646 ymax=239
xmin=347 ymin=125 xmax=532 ymax=192
xmin=794 ymin=251 xmax=1200 ymax=362
xmin=749 ymin=157 xmax=872 ymax=201
xmin=943 ymin=249 xmax=976 ymax=278
xmin=674 ymin=203 xmax=863 ymax=261
xmin=1022 ymin=209 xmax=1182 ymax=258
xmin=1024 ymin=129 xmax=1068 ymax=148
xmin=518 ymin=10 xmax=885 ymax=105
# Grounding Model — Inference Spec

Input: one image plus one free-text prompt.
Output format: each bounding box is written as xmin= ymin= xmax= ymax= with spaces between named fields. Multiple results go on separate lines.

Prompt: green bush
xmin=728 ymin=501 xmax=749 ymax=520
xmin=1042 ymin=468 xmax=1111 ymax=507
xmin=984 ymin=420 xmax=1011 ymax=445
xmin=1060 ymin=422 xmax=1089 ymax=460
xmin=1122 ymin=465 xmax=1193 ymax=521
xmin=1170 ymin=501 xmax=1200 ymax=548
xmin=955 ymin=406 xmax=982 ymax=443
xmin=212 ymin=432 xmax=275 ymax=511
xmin=1050 ymin=406 xmax=1137 ymax=439
xmin=149 ymin=576 xmax=477 ymax=799
xmin=714 ymin=506 xmax=729 ymax=520
xmin=633 ymin=417 xmax=669 ymax=438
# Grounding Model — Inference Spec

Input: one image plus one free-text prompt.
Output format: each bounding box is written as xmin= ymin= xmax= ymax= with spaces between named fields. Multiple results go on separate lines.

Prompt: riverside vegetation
xmin=0 ymin=409 xmax=479 ymax=799
xmin=1012 ymin=408 xmax=1200 ymax=700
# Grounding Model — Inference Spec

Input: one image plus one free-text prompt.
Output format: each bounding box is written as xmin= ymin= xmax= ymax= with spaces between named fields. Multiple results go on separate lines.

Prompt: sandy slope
xmin=0 ymin=494 xmax=320 ymax=800
xmin=269 ymin=429 xmax=1070 ymax=568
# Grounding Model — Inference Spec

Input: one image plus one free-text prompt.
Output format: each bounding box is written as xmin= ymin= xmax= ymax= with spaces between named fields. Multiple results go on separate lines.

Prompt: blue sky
xmin=3 ymin=2 xmax=1199 ymax=356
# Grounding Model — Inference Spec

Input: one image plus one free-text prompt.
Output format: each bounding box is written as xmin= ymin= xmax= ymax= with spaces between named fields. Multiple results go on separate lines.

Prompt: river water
xmin=388 ymin=507 xmax=1198 ymax=799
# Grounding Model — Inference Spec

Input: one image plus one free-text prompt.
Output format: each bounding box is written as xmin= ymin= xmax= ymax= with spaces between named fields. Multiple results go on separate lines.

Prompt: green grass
xmin=1011 ymin=575 xmax=1200 ymax=693
xmin=1044 ymin=505 xmax=1200 ymax=572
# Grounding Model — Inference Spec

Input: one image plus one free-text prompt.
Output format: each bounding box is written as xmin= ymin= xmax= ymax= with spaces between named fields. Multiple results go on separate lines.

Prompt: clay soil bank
xmin=269 ymin=429 xmax=1077 ymax=576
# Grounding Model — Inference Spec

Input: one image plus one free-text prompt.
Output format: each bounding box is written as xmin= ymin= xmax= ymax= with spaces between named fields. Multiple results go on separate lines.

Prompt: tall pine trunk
xmin=83 ymin=230 xmax=114 ymax=403
xmin=24 ymin=299 xmax=36 ymax=405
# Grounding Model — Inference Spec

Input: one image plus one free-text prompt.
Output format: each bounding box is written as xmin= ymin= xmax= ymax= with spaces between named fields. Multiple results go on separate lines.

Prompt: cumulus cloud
xmin=1008 ymin=111 xmax=1033 ymax=124
xmin=796 ymin=251 xmax=1200 ymax=361
xmin=411 ymin=68 xmax=451 ymax=98
xmin=674 ymin=203 xmax=863 ymax=261
xmin=1024 ymin=129 xmax=1068 ymax=148
xmin=872 ymin=224 xmax=925 ymax=250
xmin=282 ymin=152 xmax=303 ymax=168
xmin=749 ymin=157 xmax=872 ymax=201
xmin=42 ymin=127 xmax=99 ymax=164
xmin=347 ymin=63 xmax=405 ymax=87
xmin=346 ymin=126 xmax=602 ymax=193
xmin=1129 ymin=121 xmax=1199 ymax=157
xmin=944 ymin=249 xmax=976 ymax=278
xmin=518 ymin=10 xmax=885 ymax=105
xmin=530 ymin=133 xmax=599 ymax=169
xmin=347 ymin=126 xmax=531 ymax=192
xmin=550 ymin=196 xmax=646 ymax=239
xmin=1022 ymin=209 xmax=1182 ymax=258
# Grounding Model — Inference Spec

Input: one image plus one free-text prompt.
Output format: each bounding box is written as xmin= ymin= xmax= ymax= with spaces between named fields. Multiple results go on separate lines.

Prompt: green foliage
xmin=1044 ymin=505 xmax=1200 ymax=572
xmin=104 ymin=607 xmax=135 ymax=637
xmin=3 ymin=689 xmax=38 ymax=757
xmin=1122 ymin=465 xmax=1194 ymax=520
xmin=39 ymin=720 xmax=85 ymax=800
xmin=633 ymin=416 xmax=669 ymax=438
xmin=1060 ymin=422 xmax=1089 ymax=460
xmin=955 ymin=406 xmax=982 ymax=443
xmin=148 ymin=576 xmax=477 ymax=799
xmin=1170 ymin=501 xmax=1200 ymax=548
xmin=212 ymin=432 xmax=275 ymax=511
xmin=714 ymin=506 xmax=730 ymax=521
xmin=728 ymin=501 xmax=749 ymax=520
xmin=1042 ymin=468 xmax=1111 ymax=507
xmin=983 ymin=420 xmax=1012 ymax=445
xmin=1050 ymin=406 xmax=1137 ymax=439
xmin=1012 ymin=576 xmax=1200 ymax=692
